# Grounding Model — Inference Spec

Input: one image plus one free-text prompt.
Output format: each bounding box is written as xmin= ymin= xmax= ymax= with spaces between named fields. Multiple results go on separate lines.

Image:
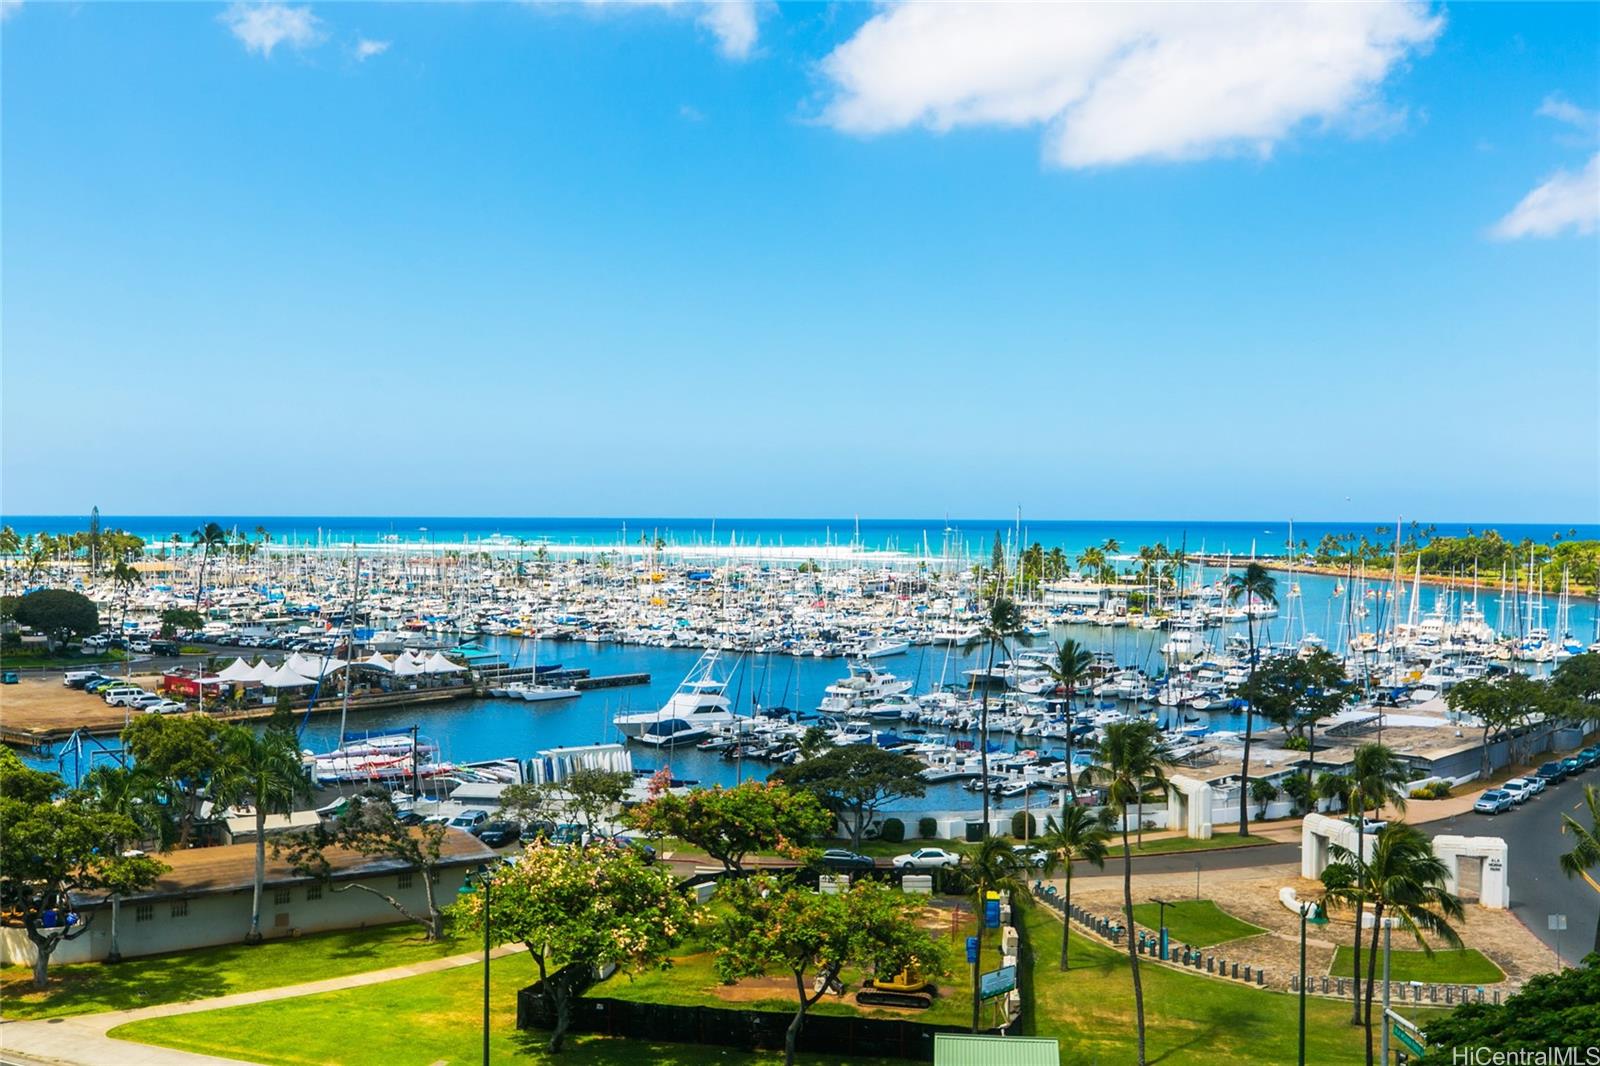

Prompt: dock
xmin=474 ymin=665 xmax=650 ymax=692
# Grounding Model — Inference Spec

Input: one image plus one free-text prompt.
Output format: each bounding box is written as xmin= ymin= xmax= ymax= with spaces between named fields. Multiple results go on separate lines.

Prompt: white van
xmin=102 ymin=686 xmax=145 ymax=706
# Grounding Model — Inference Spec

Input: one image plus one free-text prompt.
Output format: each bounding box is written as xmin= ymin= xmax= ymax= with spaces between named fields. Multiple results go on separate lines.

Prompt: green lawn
xmin=1128 ymin=900 xmax=1265 ymax=948
xmin=110 ymin=952 xmax=903 ymax=1066
xmin=1330 ymin=946 xmax=1504 ymax=985
xmin=1125 ymin=832 xmax=1277 ymax=857
xmin=110 ymin=899 xmax=1428 ymax=1065
xmin=1 ymin=923 xmax=474 ymax=1021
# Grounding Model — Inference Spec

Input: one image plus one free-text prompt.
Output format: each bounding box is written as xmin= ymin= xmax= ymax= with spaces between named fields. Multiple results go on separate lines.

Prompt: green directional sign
xmin=1392 ymin=1025 xmax=1426 ymax=1058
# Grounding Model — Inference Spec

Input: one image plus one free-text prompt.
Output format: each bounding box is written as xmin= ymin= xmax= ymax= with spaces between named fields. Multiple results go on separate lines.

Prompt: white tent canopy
xmin=246 ymin=659 xmax=278 ymax=683
xmin=391 ymin=655 xmax=425 ymax=677
xmin=360 ymin=652 xmax=394 ymax=672
xmin=423 ymin=652 xmax=466 ymax=674
xmin=260 ymin=663 xmax=317 ymax=688
xmin=215 ymin=658 xmax=258 ymax=683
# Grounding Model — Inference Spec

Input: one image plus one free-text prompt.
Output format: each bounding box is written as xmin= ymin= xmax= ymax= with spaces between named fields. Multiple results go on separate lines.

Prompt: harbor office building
xmin=0 ymin=828 xmax=495 ymax=967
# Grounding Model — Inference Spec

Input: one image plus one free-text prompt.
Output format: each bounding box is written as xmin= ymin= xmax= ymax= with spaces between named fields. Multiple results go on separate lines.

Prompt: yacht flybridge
xmin=614 ymin=649 xmax=739 ymax=739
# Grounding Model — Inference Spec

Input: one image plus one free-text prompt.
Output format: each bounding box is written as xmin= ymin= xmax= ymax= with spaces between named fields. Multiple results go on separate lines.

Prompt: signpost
xmin=1392 ymin=1025 xmax=1425 ymax=1058
xmin=1548 ymin=914 xmax=1566 ymax=969
xmin=980 ymin=965 xmax=1017 ymax=1000
xmin=966 ymin=936 xmax=979 ymax=965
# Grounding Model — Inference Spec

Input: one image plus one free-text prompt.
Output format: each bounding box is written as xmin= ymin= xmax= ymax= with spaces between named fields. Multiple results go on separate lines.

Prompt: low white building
xmin=1 ymin=828 xmax=495 ymax=967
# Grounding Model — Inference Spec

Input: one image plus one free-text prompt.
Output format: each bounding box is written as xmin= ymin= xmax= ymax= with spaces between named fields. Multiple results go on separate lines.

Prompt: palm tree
xmin=977 ymin=595 xmax=1026 ymax=838
xmin=213 ymin=726 xmax=312 ymax=943
xmin=1082 ymin=720 xmax=1171 ymax=1066
xmin=1558 ymin=784 xmax=1600 ymax=953
xmin=190 ymin=521 xmax=229 ymax=610
xmin=1074 ymin=546 xmax=1105 ymax=581
xmin=1319 ymin=742 xmax=1411 ymax=1024
xmin=1045 ymin=638 xmax=1094 ymax=807
xmin=1224 ymin=562 xmax=1277 ymax=837
xmin=960 ymin=837 xmax=1028 ymax=1032
xmin=1037 ymin=805 xmax=1112 ymax=970
xmin=1324 ymin=825 xmax=1463 ymax=1066
xmin=111 ymin=561 xmax=142 ymax=633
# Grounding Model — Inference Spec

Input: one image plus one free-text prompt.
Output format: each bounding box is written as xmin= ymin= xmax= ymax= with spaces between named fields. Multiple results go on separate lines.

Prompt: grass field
xmin=109 ymin=897 xmax=1426 ymax=1065
xmin=1330 ymin=946 xmax=1504 ymax=985
xmin=1128 ymin=900 xmax=1265 ymax=947
xmin=1 ymin=924 xmax=473 ymax=1021
xmin=110 ymin=952 xmax=904 ymax=1066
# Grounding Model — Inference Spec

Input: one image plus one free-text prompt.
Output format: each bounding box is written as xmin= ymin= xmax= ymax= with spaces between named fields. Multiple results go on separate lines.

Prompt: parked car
xmin=143 ymin=700 xmax=185 ymax=714
xmin=128 ymin=693 xmax=167 ymax=709
xmin=891 ymin=847 xmax=960 ymax=870
xmin=63 ymin=669 xmax=103 ymax=688
xmin=817 ymin=848 xmax=875 ymax=873
xmin=1500 ymin=777 xmax=1538 ymax=803
xmin=1474 ymin=790 xmax=1514 ymax=815
xmin=102 ymin=686 xmax=147 ymax=707
xmin=1580 ymin=747 xmax=1600 ymax=769
xmin=1011 ymin=845 xmax=1049 ymax=869
xmin=1535 ymin=761 xmax=1569 ymax=784
xmin=149 ymin=639 xmax=178 ymax=656
xmin=475 ymin=821 xmax=522 ymax=847
xmin=447 ymin=809 xmax=490 ymax=833
xmin=128 ymin=638 xmax=152 ymax=654
xmin=1561 ymin=756 xmax=1586 ymax=776
xmin=84 ymin=677 xmax=120 ymax=694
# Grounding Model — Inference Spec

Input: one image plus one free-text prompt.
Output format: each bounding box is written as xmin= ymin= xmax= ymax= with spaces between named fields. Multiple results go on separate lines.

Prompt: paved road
xmin=1424 ymin=772 xmax=1599 ymax=960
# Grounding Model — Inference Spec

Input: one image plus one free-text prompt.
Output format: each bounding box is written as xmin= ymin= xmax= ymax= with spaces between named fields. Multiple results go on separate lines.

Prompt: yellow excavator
xmin=856 ymin=968 xmax=934 ymax=1009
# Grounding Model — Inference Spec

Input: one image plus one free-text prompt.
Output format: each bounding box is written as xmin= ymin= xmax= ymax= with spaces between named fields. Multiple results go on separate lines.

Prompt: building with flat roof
xmin=0 ymin=827 xmax=495 ymax=967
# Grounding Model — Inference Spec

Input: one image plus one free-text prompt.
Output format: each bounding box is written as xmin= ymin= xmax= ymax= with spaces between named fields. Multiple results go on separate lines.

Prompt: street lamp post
xmin=1149 ymin=898 xmax=1180 ymax=960
xmin=458 ymin=864 xmax=493 ymax=1066
xmin=1298 ymin=900 xmax=1328 ymax=1066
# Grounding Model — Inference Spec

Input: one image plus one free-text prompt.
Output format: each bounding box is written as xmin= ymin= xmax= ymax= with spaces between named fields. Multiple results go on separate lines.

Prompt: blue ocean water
xmin=4 ymin=514 xmax=1596 ymax=560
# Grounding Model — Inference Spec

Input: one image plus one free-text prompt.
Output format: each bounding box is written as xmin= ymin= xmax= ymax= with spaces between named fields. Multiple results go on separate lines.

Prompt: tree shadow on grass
xmin=1146 ymin=1003 xmax=1260 ymax=1064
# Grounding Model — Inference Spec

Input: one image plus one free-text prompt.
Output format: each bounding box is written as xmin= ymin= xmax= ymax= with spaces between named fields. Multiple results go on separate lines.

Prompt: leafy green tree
xmin=13 ymin=589 xmax=99 ymax=650
xmin=1037 ymin=805 xmax=1112 ymax=971
xmin=1224 ymin=562 xmax=1277 ymax=837
xmin=710 ymin=874 xmax=945 ymax=1066
xmin=158 ymin=606 xmax=204 ymax=638
xmin=959 ymin=837 xmax=1028 ymax=1032
xmin=1417 ymin=952 xmax=1600 ymax=1062
xmin=1446 ymin=673 xmax=1550 ymax=777
xmin=775 ymin=744 xmax=926 ymax=848
xmin=1558 ymin=785 xmax=1600 ymax=954
xmin=277 ymin=792 xmax=453 ymax=940
xmin=1081 ymin=720 xmax=1171 ymax=1066
xmin=1249 ymin=777 xmax=1280 ymax=819
xmin=1239 ymin=648 xmax=1347 ymax=793
xmin=121 ymin=714 xmax=228 ymax=846
xmin=452 ymin=842 xmax=695 ymax=1052
xmin=1551 ymin=652 xmax=1600 ymax=708
xmin=549 ymin=767 xmax=632 ymax=837
xmin=977 ymin=595 xmax=1027 ymax=835
xmin=1322 ymin=824 xmax=1464 ymax=1065
xmin=625 ymin=780 xmax=830 ymax=873
xmin=110 ymin=560 xmax=143 ymax=633
xmin=212 ymin=725 xmax=312 ymax=943
xmin=0 ymin=749 xmax=166 ymax=987
xmin=71 ymin=763 xmax=176 ymax=961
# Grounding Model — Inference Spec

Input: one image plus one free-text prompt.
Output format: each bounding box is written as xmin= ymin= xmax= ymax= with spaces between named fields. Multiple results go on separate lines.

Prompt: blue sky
xmin=2 ymin=1 xmax=1596 ymax=522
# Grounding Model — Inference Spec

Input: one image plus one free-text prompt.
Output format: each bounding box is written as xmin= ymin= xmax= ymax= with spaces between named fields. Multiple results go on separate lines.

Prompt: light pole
xmin=1298 ymin=900 xmax=1328 ymax=1066
xmin=457 ymin=863 xmax=493 ymax=1066
xmin=1149 ymin=897 xmax=1180 ymax=960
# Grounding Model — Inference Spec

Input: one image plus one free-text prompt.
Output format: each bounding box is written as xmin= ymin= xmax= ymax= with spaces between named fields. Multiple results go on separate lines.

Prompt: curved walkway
xmin=0 ymin=945 xmax=524 ymax=1066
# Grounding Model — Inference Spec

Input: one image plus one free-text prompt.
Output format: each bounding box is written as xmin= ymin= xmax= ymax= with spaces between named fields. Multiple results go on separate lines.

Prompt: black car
xmin=1535 ymin=761 xmax=1568 ymax=784
xmin=817 ymin=848 xmax=876 ymax=873
xmin=476 ymin=821 xmax=522 ymax=848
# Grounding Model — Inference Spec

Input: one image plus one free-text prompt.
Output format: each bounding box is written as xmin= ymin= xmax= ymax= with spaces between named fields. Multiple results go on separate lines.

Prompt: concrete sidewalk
xmin=0 ymin=945 xmax=525 ymax=1066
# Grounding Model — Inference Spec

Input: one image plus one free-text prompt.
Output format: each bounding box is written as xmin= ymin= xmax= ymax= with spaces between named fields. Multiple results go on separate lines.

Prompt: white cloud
xmin=530 ymin=1 xmax=760 ymax=61
xmin=1536 ymin=94 xmax=1600 ymax=136
xmin=220 ymin=3 xmax=326 ymax=58
xmin=697 ymin=1 xmax=757 ymax=60
xmin=354 ymin=38 xmax=391 ymax=62
xmin=1491 ymin=153 xmax=1600 ymax=240
xmin=817 ymin=3 xmax=1443 ymax=168
xmin=0 ymin=1 xmax=22 ymax=23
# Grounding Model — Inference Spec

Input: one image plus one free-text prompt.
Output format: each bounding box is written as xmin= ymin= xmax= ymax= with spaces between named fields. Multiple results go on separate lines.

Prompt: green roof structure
xmin=933 ymin=1034 xmax=1061 ymax=1066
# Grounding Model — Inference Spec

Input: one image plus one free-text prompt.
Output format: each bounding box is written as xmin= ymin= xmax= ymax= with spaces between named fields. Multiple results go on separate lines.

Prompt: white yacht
xmin=614 ymin=649 xmax=738 ymax=739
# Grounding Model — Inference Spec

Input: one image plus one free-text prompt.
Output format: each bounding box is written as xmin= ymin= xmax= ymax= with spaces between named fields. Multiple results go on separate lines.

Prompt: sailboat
xmin=518 ymin=628 xmax=579 ymax=703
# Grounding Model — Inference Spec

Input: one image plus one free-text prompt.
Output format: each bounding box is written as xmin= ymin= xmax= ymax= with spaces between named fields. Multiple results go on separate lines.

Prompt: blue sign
xmin=984 ymin=900 xmax=1001 ymax=928
xmin=965 ymin=936 xmax=979 ymax=964
xmin=980 ymin=965 xmax=1017 ymax=999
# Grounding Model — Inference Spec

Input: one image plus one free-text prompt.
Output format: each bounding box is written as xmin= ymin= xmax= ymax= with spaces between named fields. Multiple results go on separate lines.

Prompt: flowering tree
xmin=450 ymin=842 xmax=696 ymax=1052
xmin=625 ymin=780 xmax=831 ymax=872
xmin=710 ymin=875 xmax=946 ymax=1066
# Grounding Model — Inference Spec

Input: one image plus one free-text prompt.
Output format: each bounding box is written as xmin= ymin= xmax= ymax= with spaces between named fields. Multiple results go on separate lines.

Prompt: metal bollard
xmin=1244 ymin=965 xmax=1252 ymax=982
xmin=1208 ymin=957 xmax=1216 ymax=974
xmin=1232 ymin=963 xmax=1239 ymax=979
xmin=1337 ymin=977 xmax=1345 ymax=996
xmin=1430 ymin=985 xmax=1437 ymax=1003
xmin=1493 ymin=990 xmax=1500 ymax=1005
xmin=1256 ymin=970 xmax=1265 ymax=986
xmin=1320 ymin=976 xmax=1329 ymax=994
xmin=1445 ymin=987 xmax=1454 ymax=1004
